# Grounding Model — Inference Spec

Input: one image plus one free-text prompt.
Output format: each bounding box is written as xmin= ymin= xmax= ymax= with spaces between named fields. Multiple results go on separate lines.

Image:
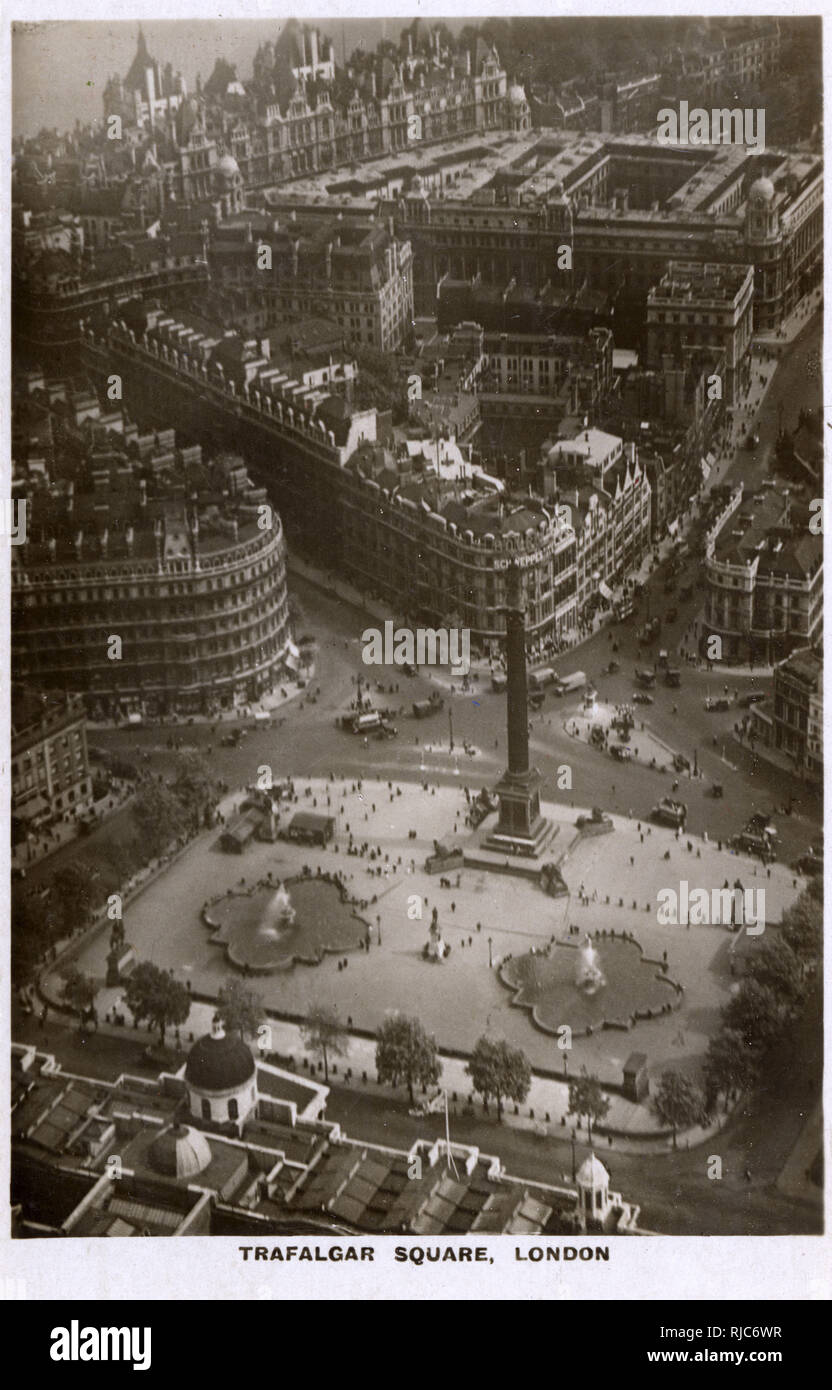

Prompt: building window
xmin=201 ymin=1098 xmax=211 ymax=1120
xmin=228 ymin=1097 xmax=239 ymax=1120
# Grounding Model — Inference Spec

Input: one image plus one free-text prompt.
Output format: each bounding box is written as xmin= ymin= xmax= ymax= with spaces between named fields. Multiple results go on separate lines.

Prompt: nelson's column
xmin=484 ymin=560 xmax=553 ymax=856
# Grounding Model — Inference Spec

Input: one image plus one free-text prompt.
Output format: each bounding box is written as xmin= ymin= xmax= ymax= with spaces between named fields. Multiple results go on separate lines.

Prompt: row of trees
xmin=649 ymin=883 xmax=822 ymax=1147
xmin=12 ymin=752 xmax=220 ymax=990
xmin=703 ymin=884 xmax=822 ymax=1114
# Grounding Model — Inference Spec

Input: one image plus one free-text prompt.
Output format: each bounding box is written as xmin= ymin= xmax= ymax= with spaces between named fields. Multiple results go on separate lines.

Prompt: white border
xmin=1 ymin=0 xmax=829 ymax=1302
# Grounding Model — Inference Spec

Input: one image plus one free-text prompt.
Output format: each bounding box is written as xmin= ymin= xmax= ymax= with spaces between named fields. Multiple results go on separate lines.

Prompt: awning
xmin=13 ymin=795 xmax=49 ymax=822
xmin=667 ymin=519 xmax=680 ymax=537
xmin=598 ymin=580 xmax=613 ymax=601
xmin=700 ymin=456 xmax=711 ymax=480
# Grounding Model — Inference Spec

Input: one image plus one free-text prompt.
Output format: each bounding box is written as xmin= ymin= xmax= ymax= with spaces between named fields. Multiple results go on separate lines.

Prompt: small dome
xmin=749 ymin=175 xmax=775 ymax=204
xmin=217 ymin=153 xmax=241 ymax=182
xmin=185 ymin=1024 xmax=256 ymax=1092
xmin=509 ymin=83 xmax=527 ymax=106
xmin=148 ymin=1124 xmax=212 ymax=1179
xmin=576 ymin=1153 xmax=610 ymax=1188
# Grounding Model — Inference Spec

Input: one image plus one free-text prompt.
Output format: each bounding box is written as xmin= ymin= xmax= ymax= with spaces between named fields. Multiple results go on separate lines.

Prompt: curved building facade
xmin=12 ymin=431 xmax=292 ymax=716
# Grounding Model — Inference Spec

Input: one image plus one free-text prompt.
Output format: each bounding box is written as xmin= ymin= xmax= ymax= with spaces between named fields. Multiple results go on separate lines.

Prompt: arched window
xmin=201 ymin=1098 xmax=211 ymax=1121
xmin=228 ymin=1097 xmax=239 ymax=1120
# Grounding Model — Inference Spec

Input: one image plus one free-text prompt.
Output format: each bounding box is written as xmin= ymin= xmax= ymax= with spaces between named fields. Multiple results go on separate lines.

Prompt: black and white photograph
xmin=4 ymin=3 xmax=827 ymax=1310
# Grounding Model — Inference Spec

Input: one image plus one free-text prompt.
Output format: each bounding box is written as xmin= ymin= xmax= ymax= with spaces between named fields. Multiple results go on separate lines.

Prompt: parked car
xmin=704 ymin=697 xmax=731 ymax=712
xmin=632 ymin=691 xmax=653 ymax=705
xmin=610 ymin=744 xmax=633 ymax=761
xmin=739 ymin=691 xmax=767 ymax=708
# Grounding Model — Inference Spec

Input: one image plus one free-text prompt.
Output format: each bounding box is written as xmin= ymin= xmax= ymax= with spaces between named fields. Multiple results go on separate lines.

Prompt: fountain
xmin=575 ymin=934 xmax=606 ymax=996
xmin=256 ymin=882 xmax=296 ymax=940
xmin=204 ymin=875 xmax=367 ymax=972
xmin=499 ymin=929 xmax=681 ymax=1035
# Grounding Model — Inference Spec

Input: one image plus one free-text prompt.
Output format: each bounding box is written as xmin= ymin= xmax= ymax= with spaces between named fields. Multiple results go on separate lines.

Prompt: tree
xmin=11 ymin=893 xmax=53 ymax=986
xmin=702 ymin=1029 xmax=761 ymax=1114
xmin=375 ymin=1013 xmax=441 ymax=1104
xmin=653 ymin=1070 xmax=705 ymax=1149
xmin=302 ymin=1006 xmax=350 ymax=1083
xmin=51 ymin=860 xmax=96 ymax=936
xmin=721 ymin=978 xmax=783 ymax=1053
xmin=567 ymin=1069 xmax=610 ymax=1145
xmin=467 ymin=1036 xmax=531 ymax=1120
xmin=171 ymin=751 xmax=219 ymax=829
xmin=61 ymin=965 xmax=98 ymax=1027
xmin=745 ymin=936 xmax=804 ymax=1009
xmin=123 ymin=962 xmax=190 ymax=1047
xmin=780 ymin=891 xmax=822 ymax=965
xmin=216 ymin=977 xmax=266 ymax=1043
xmin=130 ymin=781 xmax=189 ymax=858
xmin=351 ymin=347 xmax=409 ymax=421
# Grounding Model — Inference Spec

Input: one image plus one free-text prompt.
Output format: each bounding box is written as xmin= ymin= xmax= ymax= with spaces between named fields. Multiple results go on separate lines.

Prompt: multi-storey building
xmin=771 ymin=647 xmax=823 ymax=776
xmin=12 ymin=212 xmax=209 ymax=358
xmin=383 ymin=130 xmax=821 ymax=334
xmin=539 ymin=429 xmax=652 ymax=613
xmin=664 ymin=18 xmax=782 ymax=97
xmin=481 ymin=326 xmax=613 ymax=410
xmin=703 ymin=486 xmax=823 ymax=663
xmin=12 ymin=1036 xmax=642 ymax=1237
xmin=207 ymin=209 xmax=413 ymax=352
xmin=646 ymin=261 xmax=753 ymax=405
xmin=11 ymin=691 xmax=92 ymax=833
xmin=340 ymin=438 xmax=577 ymax=652
xmin=103 ymin=27 xmax=187 ymax=131
xmin=12 ymin=402 xmax=292 ymax=716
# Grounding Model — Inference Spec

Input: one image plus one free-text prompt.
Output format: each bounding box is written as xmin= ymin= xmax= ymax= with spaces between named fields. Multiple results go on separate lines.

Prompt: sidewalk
xmin=37 ymin=988 xmax=718 ymax=1155
xmin=85 ymin=670 xmax=314 ymax=733
xmin=752 ymin=285 xmax=822 ymax=354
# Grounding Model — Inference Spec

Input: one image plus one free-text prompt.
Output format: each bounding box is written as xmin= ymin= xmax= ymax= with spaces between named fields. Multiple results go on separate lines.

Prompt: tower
xmin=484 ymin=560 xmax=552 ymax=855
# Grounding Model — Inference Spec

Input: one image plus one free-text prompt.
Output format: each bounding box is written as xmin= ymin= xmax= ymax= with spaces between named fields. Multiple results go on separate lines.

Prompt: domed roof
xmin=148 ymin=1124 xmax=212 ymax=1179
xmin=509 ymin=83 xmax=527 ymax=106
xmin=576 ymin=1153 xmax=610 ymax=1188
xmin=185 ymin=1022 xmax=256 ymax=1092
xmin=216 ymin=153 xmax=241 ymax=182
xmin=749 ymin=175 xmax=775 ymax=204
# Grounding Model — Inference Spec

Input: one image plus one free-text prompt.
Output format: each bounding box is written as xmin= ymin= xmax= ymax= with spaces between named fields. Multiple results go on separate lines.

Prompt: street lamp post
xmin=571 ymin=1127 xmax=577 ymax=1182
xmin=449 ymin=708 xmax=454 ymax=753
xmin=488 ymin=936 xmax=493 ymax=968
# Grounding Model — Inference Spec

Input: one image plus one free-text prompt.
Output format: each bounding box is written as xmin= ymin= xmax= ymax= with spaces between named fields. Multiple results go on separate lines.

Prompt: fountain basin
xmin=204 ymin=876 xmax=368 ymax=973
xmin=500 ymin=936 xmax=681 ymax=1036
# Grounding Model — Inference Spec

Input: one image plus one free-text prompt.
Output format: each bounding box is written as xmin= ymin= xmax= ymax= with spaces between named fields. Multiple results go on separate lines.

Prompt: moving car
xmin=651 ymin=797 xmax=688 ymax=828
xmin=632 ymin=691 xmax=654 ymax=705
xmin=610 ymin=744 xmax=633 ymax=761
xmin=704 ymin=697 xmax=731 ymax=712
